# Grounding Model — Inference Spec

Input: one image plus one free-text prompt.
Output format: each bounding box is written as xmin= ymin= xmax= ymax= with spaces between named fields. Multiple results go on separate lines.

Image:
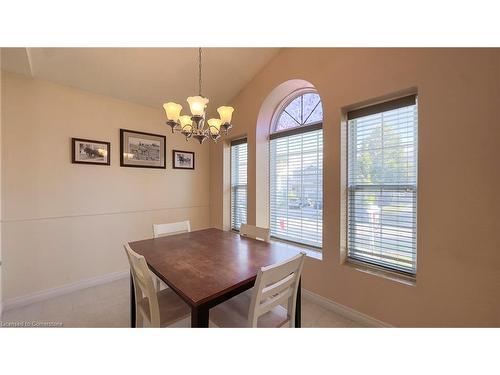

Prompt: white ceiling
xmin=1 ymin=48 xmax=280 ymax=112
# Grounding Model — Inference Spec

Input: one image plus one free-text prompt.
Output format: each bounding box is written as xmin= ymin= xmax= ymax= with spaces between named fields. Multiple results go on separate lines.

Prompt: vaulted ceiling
xmin=1 ymin=48 xmax=280 ymax=110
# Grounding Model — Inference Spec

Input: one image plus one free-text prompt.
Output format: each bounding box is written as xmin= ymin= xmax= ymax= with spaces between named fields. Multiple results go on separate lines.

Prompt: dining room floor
xmin=1 ymin=278 xmax=364 ymax=328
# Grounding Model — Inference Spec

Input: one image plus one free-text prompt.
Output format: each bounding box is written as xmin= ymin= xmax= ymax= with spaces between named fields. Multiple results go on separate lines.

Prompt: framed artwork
xmin=120 ymin=129 xmax=166 ymax=168
xmin=71 ymin=138 xmax=110 ymax=165
xmin=172 ymin=150 xmax=195 ymax=170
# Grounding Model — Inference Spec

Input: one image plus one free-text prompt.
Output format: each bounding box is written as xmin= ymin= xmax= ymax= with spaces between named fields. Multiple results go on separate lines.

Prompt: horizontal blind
xmin=270 ymin=128 xmax=323 ymax=248
xmin=231 ymin=139 xmax=247 ymax=231
xmin=347 ymin=96 xmax=418 ymax=275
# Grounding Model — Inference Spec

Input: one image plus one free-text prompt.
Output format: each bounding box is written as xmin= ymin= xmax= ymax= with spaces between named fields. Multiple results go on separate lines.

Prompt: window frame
xmin=268 ymin=90 xmax=324 ymax=249
xmin=345 ymin=94 xmax=418 ymax=277
xmin=230 ymin=137 xmax=248 ymax=232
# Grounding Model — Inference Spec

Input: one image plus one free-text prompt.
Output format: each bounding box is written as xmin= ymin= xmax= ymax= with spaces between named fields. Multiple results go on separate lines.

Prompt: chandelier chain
xmin=198 ymin=47 xmax=202 ymax=96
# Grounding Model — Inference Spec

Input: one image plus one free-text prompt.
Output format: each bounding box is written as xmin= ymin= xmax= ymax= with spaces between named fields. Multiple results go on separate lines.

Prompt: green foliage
xmin=356 ymin=122 xmax=405 ymax=185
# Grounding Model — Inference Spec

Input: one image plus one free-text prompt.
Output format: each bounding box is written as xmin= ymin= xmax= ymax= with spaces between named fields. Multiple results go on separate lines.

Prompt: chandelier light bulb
xmin=187 ymin=96 xmax=209 ymax=117
xmin=217 ymin=106 xmax=234 ymax=124
xmin=179 ymin=115 xmax=193 ymax=130
xmin=163 ymin=102 xmax=183 ymax=122
xmin=207 ymin=118 xmax=222 ymax=135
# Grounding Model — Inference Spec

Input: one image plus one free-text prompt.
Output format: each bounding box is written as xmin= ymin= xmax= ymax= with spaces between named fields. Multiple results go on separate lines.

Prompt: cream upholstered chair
xmin=240 ymin=223 xmax=270 ymax=242
xmin=210 ymin=252 xmax=306 ymax=328
xmin=152 ymin=220 xmax=191 ymax=290
xmin=124 ymin=243 xmax=190 ymax=328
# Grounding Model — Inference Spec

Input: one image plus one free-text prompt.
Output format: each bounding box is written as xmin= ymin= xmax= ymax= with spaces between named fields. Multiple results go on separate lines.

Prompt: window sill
xmin=343 ymin=259 xmax=416 ymax=286
xmin=270 ymin=238 xmax=322 ymax=260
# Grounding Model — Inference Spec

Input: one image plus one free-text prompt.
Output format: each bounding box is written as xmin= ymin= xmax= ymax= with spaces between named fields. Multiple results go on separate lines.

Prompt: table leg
xmin=295 ymin=278 xmax=301 ymax=328
xmin=191 ymin=305 xmax=209 ymax=328
xmin=130 ymin=272 xmax=136 ymax=328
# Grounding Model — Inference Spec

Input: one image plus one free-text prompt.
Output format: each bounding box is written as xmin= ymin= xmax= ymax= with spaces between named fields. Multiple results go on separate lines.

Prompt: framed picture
xmin=172 ymin=150 xmax=195 ymax=170
xmin=120 ymin=129 xmax=166 ymax=168
xmin=71 ymin=138 xmax=110 ymax=165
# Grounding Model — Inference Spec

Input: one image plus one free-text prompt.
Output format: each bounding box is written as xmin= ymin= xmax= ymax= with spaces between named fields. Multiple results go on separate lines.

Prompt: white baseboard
xmin=302 ymin=289 xmax=392 ymax=327
xmin=2 ymin=270 xmax=129 ymax=312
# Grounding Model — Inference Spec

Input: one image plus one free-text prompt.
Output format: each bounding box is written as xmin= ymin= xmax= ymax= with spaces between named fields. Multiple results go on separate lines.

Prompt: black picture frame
xmin=120 ymin=129 xmax=166 ymax=169
xmin=172 ymin=150 xmax=195 ymax=170
xmin=71 ymin=137 xmax=111 ymax=166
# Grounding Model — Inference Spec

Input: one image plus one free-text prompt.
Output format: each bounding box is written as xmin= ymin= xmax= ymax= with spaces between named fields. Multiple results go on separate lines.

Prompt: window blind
xmin=231 ymin=138 xmax=247 ymax=231
xmin=347 ymin=95 xmax=418 ymax=275
xmin=270 ymin=127 xmax=323 ymax=248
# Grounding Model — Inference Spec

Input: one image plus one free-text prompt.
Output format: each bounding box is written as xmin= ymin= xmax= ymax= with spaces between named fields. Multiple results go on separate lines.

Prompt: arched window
xmin=269 ymin=91 xmax=323 ymax=249
xmin=274 ymin=92 xmax=323 ymax=132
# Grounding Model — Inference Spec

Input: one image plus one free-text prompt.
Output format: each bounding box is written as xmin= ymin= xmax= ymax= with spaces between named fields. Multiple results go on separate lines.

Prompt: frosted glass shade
xmin=179 ymin=115 xmax=193 ymax=131
xmin=187 ymin=96 xmax=209 ymax=117
xmin=217 ymin=106 xmax=234 ymax=124
xmin=207 ymin=118 xmax=221 ymax=134
xmin=163 ymin=102 xmax=182 ymax=122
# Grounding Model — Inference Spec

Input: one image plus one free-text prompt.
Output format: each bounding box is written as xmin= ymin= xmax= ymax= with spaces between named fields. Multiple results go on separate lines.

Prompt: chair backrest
xmin=153 ymin=220 xmax=191 ymax=238
xmin=124 ymin=243 xmax=161 ymax=326
xmin=248 ymin=252 xmax=306 ymax=327
xmin=240 ymin=223 xmax=270 ymax=242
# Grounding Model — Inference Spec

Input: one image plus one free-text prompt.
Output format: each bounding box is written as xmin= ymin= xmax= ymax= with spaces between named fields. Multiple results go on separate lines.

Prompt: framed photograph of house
xmin=71 ymin=138 xmax=111 ymax=165
xmin=172 ymin=150 xmax=195 ymax=170
xmin=120 ymin=129 xmax=166 ymax=168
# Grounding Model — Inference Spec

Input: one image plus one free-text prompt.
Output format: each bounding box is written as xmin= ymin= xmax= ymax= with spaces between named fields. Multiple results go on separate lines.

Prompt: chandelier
xmin=162 ymin=48 xmax=234 ymax=144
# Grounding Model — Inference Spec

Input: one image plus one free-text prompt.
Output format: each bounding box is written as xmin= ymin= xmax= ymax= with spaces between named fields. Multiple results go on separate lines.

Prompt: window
xmin=347 ymin=95 xmax=418 ymax=275
xmin=270 ymin=92 xmax=323 ymax=248
xmin=231 ymin=138 xmax=247 ymax=231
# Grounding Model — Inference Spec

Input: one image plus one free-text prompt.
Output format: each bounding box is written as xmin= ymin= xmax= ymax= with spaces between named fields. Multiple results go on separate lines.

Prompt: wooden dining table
xmin=128 ymin=228 xmax=305 ymax=328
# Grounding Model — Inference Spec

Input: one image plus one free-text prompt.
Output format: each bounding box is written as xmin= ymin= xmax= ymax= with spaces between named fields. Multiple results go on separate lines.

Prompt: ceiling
xmin=1 ymin=48 xmax=280 ymax=112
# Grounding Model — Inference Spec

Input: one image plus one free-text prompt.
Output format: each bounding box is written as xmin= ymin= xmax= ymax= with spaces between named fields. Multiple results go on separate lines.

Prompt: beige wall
xmin=210 ymin=48 xmax=500 ymax=327
xmin=1 ymin=72 xmax=211 ymax=300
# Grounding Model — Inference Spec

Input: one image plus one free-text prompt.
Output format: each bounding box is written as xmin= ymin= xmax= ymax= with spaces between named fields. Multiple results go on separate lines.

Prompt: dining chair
xmin=238 ymin=224 xmax=271 ymax=299
xmin=152 ymin=220 xmax=191 ymax=290
xmin=210 ymin=252 xmax=306 ymax=328
xmin=240 ymin=223 xmax=270 ymax=242
xmin=124 ymin=243 xmax=190 ymax=328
